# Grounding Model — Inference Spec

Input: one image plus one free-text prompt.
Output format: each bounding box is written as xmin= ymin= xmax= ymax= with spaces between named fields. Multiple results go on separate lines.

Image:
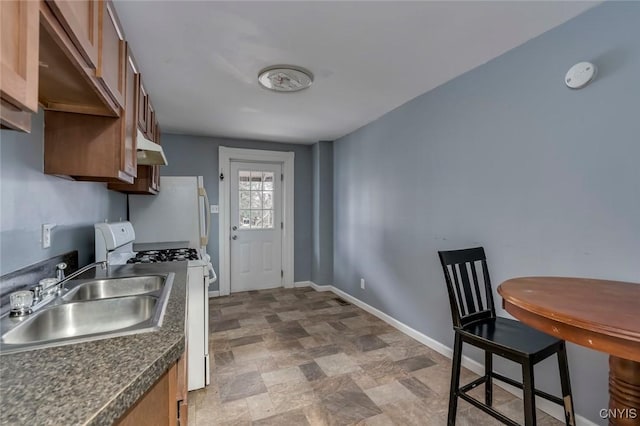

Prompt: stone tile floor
xmin=188 ymin=287 xmax=562 ymax=426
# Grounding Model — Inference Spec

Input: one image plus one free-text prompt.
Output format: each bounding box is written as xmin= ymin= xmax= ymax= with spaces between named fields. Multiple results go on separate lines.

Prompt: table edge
xmin=498 ymin=277 xmax=640 ymax=362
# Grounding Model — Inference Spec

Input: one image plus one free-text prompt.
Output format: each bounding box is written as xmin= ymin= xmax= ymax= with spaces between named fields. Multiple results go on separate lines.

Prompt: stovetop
xmin=126 ymin=248 xmax=200 ymax=264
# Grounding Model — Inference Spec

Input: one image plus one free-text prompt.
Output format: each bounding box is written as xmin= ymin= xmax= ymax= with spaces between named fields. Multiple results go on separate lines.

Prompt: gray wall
xmin=0 ymin=110 xmax=127 ymax=277
xmin=159 ymin=134 xmax=313 ymax=288
xmin=333 ymin=3 xmax=640 ymax=424
xmin=312 ymin=141 xmax=334 ymax=285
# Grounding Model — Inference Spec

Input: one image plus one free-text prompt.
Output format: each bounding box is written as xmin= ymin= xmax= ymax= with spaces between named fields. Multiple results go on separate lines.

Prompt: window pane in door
xmin=263 ymin=210 xmax=273 ymax=228
xmin=251 ymin=171 xmax=262 ymax=190
xmin=239 ymin=210 xmax=251 ymax=229
xmin=250 ymin=191 xmax=262 ymax=209
xmin=239 ymin=171 xmax=251 ymax=190
xmin=239 ymin=191 xmax=251 ymax=209
xmin=263 ymin=191 xmax=273 ymax=209
xmin=263 ymin=172 xmax=274 ymax=190
xmin=250 ymin=210 xmax=263 ymax=228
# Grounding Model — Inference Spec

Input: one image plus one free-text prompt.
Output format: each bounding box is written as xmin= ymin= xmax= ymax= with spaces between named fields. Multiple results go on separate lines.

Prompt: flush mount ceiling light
xmin=258 ymin=65 xmax=313 ymax=92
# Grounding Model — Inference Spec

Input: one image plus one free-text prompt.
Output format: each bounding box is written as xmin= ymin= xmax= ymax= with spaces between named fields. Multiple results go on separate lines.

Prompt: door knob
xmin=232 ymin=226 xmax=238 ymax=231
xmin=232 ymin=235 xmax=238 ymax=240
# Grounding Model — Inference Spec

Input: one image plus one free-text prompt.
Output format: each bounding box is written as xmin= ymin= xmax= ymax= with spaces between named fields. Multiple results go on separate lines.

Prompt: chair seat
xmin=460 ymin=317 xmax=561 ymax=357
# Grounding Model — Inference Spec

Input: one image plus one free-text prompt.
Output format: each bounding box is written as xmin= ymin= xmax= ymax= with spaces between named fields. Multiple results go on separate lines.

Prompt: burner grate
xmin=127 ymin=248 xmax=200 ymax=264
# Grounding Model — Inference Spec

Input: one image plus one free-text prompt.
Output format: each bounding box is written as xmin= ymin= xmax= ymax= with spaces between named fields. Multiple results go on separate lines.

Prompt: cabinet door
xmin=47 ymin=0 xmax=100 ymax=68
xmin=0 ymin=0 xmax=39 ymax=113
xmin=122 ymin=51 xmax=137 ymax=178
xmin=152 ymin=125 xmax=161 ymax=190
xmin=38 ymin=3 xmax=119 ymax=118
xmin=137 ymin=77 xmax=148 ymax=132
xmin=148 ymin=166 xmax=158 ymax=191
xmin=117 ymin=362 xmax=178 ymax=426
xmin=0 ymin=99 xmax=31 ymax=132
xmin=97 ymin=0 xmax=125 ymax=108
xmin=147 ymin=101 xmax=156 ymax=140
xmin=176 ymin=353 xmax=188 ymax=426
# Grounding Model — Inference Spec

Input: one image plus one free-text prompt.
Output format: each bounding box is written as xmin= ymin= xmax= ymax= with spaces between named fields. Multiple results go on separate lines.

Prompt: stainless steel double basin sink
xmin=0 ymin=274 xmax=174 ymax=354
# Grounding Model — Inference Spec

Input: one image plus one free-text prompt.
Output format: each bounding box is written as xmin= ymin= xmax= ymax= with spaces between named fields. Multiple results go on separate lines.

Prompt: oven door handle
xmin=202 ymin=253 xmax=217 ymax=284
xmin=199 ymin=186 xmax=211 ymax=247
xmin=208 ymin=263 xmax=217 ymax=284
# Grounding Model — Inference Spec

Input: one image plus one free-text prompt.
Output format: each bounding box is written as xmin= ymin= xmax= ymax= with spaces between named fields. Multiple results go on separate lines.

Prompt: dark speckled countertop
xmin=0 ymin=262 xmax=188 ymax=426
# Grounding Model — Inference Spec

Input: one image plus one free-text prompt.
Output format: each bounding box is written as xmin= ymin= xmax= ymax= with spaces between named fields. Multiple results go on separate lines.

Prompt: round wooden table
xmin=498 ymin=277 xmax=640 ymax=426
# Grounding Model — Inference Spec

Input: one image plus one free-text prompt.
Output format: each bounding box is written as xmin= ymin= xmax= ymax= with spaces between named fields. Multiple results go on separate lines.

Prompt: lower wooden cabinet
xmin=116 ymin=352 xmax=187 ymax=426
xmin=176 ymin=351 xmax=188 ymax=426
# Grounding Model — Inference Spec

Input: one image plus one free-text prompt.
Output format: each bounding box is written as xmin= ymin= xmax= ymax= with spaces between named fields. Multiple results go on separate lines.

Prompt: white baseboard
xmin=308 ymin=282 xmax=333 ymax=292
xmin=294 ymin=281 xmax=314 ymax=288
xmin=304 ymin=281 xmax=597 ymax=426
xmin=208 ymin=290 xmax=220 ymax=298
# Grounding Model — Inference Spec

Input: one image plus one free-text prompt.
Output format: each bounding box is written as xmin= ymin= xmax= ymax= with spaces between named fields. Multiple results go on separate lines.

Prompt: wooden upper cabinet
xmin=151 ymin=166 xmax=160 ymax=192
xmin=147 ymin=101 xmax=156 ymax=140
xmin=109 ymin=118 xmax=161 ymax=194
xmin=46 ymin=0 xmax=99 ymax=68
xmin=39 ymin=1 xmax=119 ymax=117
xmin=0 ymin=0 xmax=39 ymax=132
xmin=44 ymin=45 xmax=138 ymax=183
xmin=122 ymin=50 xmax=138 ymax=178
xmin=154 ymin=122 xmax=160 ymax=144
xmin=137 ymin=78 xmax=148 ymax=132
xmin=109 ymin=164 xmax=158 ymax=194
xmin=96 ymin=0 xmax=125 ymax=108
xmin=152 ymin=124 xmax=161 ymax=191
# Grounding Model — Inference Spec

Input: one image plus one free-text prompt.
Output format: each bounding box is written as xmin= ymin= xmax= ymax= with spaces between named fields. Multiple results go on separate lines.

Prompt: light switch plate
xmin=42 ymin=223 xmax=56 ymax=248
xmin=210 ymin=205 xmax=219 ymax=214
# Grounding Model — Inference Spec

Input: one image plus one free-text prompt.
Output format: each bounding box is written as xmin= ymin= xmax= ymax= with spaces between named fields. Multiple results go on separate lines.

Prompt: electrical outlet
xmin=42 ymin=224 xmax=56 ymax=249
xmin=360 ymin=278 xmax=365 ymax=290
xmin=210 ymin=205 xmax=219 ymax=214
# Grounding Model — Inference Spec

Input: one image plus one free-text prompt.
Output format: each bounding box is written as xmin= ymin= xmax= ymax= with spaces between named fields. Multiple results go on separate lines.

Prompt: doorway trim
xmin=219 ymin=147 xmax=295 ymax=296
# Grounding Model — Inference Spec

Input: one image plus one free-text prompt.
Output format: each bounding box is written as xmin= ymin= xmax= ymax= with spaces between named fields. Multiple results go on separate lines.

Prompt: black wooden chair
xmin=437 ymin=247 xmax=575 ymax=426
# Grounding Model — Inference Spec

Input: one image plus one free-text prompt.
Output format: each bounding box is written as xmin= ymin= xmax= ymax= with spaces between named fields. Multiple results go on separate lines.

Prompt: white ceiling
xmin=114 ymin=1 xmax=597 ymax=144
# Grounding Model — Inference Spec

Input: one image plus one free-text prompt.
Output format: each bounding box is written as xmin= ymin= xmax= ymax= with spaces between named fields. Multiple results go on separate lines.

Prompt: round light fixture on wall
xmin=258 ymin=65 xmax=313 ymax=92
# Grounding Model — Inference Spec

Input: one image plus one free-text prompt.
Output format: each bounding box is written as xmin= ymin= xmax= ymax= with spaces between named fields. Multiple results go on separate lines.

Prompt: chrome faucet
xmin=57 ymin=261 xmax=108 ymax=293
xmin=12 ymin=261 xmax=109 ymax=318
xmin=56 ymin=262 xmax=67 ymax=281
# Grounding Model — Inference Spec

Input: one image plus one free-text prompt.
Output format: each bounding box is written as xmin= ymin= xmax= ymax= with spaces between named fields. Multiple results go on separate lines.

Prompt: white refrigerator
xmin=129 ymin=176 xmax=214 ymax=391
xmin=129 ymin=176 xmax=210 ymax=251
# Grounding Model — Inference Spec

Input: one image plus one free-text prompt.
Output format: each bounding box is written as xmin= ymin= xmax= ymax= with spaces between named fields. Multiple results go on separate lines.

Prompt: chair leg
xmin=522 ymin=360 xmax=536 ymax=426
xmin=485 ymin=351 xmax=493 ymax=406
xmin=448 ymin=333 xmax=463 ymax=426
xmin=557 ymin=342 xmax=575 ymax=426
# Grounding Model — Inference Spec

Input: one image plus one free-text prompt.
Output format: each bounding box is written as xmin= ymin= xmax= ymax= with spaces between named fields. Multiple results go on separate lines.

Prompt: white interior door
xmin=230 ymin=161 xmax=283 ymax=292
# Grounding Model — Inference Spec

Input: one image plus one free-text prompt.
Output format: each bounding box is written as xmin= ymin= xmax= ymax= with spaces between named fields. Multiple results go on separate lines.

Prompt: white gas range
xmin=94 ymin=221 xmax=213 ymax=391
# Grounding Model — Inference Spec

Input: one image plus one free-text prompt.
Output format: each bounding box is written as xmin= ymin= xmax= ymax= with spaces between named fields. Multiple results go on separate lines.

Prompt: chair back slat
xmin=458 ymin=262 xmax=478 ymax=313
xmin=438 ymin=247 xmax=496 ymax=328
xmin=469 ymin=261 xmax=484 ymax=310
xmin=449 ymin=264 xmax=467 ymax=317
xmin=481 ymin=259 xmax=495 ymax=312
